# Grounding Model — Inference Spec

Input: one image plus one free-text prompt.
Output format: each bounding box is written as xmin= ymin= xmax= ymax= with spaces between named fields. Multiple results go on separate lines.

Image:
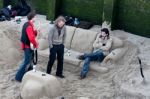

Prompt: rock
xmin=21 ymin=71 xmax=62 ymax=99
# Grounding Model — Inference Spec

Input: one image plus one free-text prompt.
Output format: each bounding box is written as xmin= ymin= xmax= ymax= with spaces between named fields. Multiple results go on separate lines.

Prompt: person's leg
xmin=84 ymin=50 xmax=103 ymax=59
xmin=46 ymin=46 xmax=57 ymax=74
xmin=78 ymin=51 xmax=99 ymax=60
xmin=56 ymin=44 xmax=64 ymax=77
xmin=80 ymin=51 xmax=104 ymax=79
xmin=15 ymin=48 xmax=32 ymax=82
xmin=80 ymin=57 xmax=91 ymax=78
xmin=94 ymin=51 xmax=105 ymax=62
xmin=27 ymin=50 xmax=34 ymax=71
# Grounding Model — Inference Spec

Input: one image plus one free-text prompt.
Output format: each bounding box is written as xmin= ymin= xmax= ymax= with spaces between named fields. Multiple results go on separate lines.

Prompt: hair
xmin=101 ymin=28 xmax=110 ymax=38
xmin=54 ymin=16 xmax=66 ymax=26
xmin=27 ymin=11 xmax=36 ymax=20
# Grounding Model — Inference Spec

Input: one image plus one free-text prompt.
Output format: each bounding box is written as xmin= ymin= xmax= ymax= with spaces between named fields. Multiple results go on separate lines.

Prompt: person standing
xmin=47 ymin=16 xmax=66 ymax=78
xmin=15 ymin=11 xmax=38 ymax=82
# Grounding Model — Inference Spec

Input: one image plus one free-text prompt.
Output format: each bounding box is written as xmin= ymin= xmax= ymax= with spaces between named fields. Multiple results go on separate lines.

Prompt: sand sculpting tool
xmin=138 ymin=57 xmax=144 ymax=78
xmin=32 ymin=48 xmax=38 ymax=72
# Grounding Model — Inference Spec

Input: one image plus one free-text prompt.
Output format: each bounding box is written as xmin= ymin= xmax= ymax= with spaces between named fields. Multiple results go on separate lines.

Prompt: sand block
xmin=111 ymin=36 xmax=124 ymax=50
xmin=65 ymin=26 xmax=76 ymax=49
xmin=38 ymin=39 xmax=49 ymax=50
xmin=21 ymin=71 xmax=62 ymax=99
xmin=71 ymin=28 xmax=98 ymax=53
xmin=80 ymin=62 xmax=109 ymax=73
xmin=91 ymin=65 xmax=109 ymax=73
xmin=104 ymin=46 xmax=128 ymax=63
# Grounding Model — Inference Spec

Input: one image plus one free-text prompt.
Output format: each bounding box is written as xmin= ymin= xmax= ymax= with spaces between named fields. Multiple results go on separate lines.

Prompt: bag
xmin=0 ymin=7 xmax=11 ymax=20
xmin=65 ymin=16 xmax=74 ymax=26
xmin=77 ymin=21 xmax=93 ymax=29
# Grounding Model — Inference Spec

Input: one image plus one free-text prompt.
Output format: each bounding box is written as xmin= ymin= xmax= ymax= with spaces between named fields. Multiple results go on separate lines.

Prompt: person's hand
xmin=30 ymin=43 xmax=34 ymax=50
xmin=50 ymin=45 xmax=53 ymax=49
xmin=35 ymin=42 xmax=39 ymax=49
xmin=30 ymin=43 xmax=38 ymax=50
xmin=33 ymin=25 xmax=37 ymax=31
xmin=32 ymin=42 xmax=39 ymax=49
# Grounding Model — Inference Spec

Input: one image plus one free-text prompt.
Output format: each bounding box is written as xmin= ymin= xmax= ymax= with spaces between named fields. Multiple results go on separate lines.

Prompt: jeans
xmin=15 ymin=48 xmax=33 ymax=82
xmin=81 ymin=51 xmax=105 ymax=76
xmin=47 ymin=44 xmax=64 ymax=76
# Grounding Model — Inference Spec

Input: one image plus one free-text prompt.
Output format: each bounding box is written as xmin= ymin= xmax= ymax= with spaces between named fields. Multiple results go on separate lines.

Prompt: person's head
xmin=27 ymin=11 xmax=36 ymax=22
xmin=100 ymin=28 xmax=110 ymax=39
xmin=55 ymin=16 xmax=66 ymax=28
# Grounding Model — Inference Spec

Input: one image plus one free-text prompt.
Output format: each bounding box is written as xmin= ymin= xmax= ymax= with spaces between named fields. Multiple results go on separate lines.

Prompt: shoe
xmin=56 ymin=74 xmax=65 ymax=78
xmin=77 ymin=55 xmax=84 ymax=60
xmin=80 ymin=74 xmax=86 ymax=79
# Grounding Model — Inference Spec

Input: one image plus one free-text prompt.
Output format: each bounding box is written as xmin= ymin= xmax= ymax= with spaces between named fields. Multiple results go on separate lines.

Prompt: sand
xmin=0 ymin=15 xmax=150 ymax=99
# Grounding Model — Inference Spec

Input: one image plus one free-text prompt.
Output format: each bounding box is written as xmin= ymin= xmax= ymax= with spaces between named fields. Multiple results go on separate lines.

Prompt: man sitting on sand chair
xmin=77 ymin=28 xmax=113 ymax=79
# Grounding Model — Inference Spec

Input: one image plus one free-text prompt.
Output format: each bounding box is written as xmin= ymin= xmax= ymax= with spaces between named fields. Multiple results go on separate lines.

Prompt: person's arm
xmin=48 ymin=27 xmax=54 ymax=48
xmin=34 ymin=30 xmax=38 ymax=36
xmin=26 ymin=26 xmax=38 ymax=48
xmin=100 ymin=38 xmax=112 ymax=51
xmin=62 ymin=26 xmax=66 ymax=44
xmin=93 ymin=34 xmax=102 ymax=49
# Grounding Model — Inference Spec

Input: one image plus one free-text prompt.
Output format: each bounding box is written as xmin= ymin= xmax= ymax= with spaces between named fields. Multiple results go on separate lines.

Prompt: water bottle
xmin=67 ymin=50 xmax=71 ymax=56
xmin=74 ymin=18 xmax=79 ymax=26
xmin=16 ymin=18 xmax=21 ymax=24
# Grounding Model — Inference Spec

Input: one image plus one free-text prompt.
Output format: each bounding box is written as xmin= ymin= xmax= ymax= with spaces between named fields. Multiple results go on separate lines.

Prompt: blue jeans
xmin=81 ymin=51 xmax=105 ymax=76
xmin=15 ymin=48 xmax=33 ymax=82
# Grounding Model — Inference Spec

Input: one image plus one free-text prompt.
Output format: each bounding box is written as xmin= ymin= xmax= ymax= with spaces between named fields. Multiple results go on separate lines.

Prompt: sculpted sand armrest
xmin=103 ymin=37 xmax=127 ymax=63
xmin=103 ymin=46 xmax=128 ymax=63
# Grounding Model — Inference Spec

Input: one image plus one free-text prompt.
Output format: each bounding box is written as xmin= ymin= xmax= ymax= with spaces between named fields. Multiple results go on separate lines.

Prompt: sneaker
xmin=77 ymin=55 xmax=84 ymax=60
xmin=56 ymin=74 xmax=65 ymax=79
xmin=80 ymin=74 xmax=86 ymax=79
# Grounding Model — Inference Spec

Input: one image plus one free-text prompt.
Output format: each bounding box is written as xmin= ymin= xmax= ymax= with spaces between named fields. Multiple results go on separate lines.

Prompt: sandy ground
xmin=0 ymin=15 xmax=150 ymax=99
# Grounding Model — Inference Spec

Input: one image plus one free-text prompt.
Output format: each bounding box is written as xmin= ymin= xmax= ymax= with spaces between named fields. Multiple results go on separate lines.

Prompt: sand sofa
xmin=38 ymin=25 xmax=127 ymax=73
